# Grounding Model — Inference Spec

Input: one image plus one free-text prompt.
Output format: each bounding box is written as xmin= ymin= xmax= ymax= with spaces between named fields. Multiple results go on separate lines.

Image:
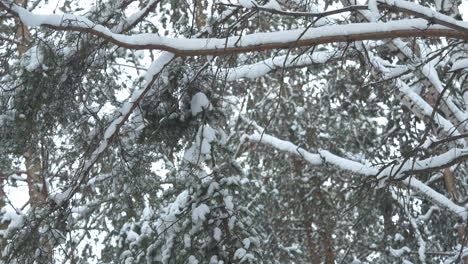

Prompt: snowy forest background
xmin=0 ymin=0 xmax=468 ymax=263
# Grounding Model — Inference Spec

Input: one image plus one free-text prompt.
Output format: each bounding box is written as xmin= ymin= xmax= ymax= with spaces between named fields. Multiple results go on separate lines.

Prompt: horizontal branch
xmin=243 ymin=131 xmax=468 ymax=180
xmin=243 ymin=131 xmax=467 ymax=219
xmin=1 ymin=1 xmax=467 ymax=56
xmin=216 ymin=50 xmax=335 ymax=80
xmin=242 ymin=132 xmax=378 ymax=175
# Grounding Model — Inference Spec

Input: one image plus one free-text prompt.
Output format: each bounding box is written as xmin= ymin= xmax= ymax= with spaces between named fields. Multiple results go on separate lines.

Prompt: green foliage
xmin=0 ymin=0 xmax=467 ymax=263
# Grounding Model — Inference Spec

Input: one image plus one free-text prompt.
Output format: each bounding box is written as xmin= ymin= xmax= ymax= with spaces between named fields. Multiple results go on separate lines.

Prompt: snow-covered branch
xmin=242 ymin=132 xmax=378 ymax=175
xmin=1 ymin=1 xmax=467 ymax=56
xmin=396 ymin=80 xmax=462 ymax=138
xmin=52 ymin=52 xmax=175 ymax=204
xmin=216 ymin=50 xmax=335 ymax=81
xmin=243 ymin=131 xmax=467 ymax=219
xmin=359 ymin=43 xmax=464 ymax=141
xmin=402 ymin=177 xmax=466 ymax=220
xmin=376 ymin=0 xmax=468 ymax=35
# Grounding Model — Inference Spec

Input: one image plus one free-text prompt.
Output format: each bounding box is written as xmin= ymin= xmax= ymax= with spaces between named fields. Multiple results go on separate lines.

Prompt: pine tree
xmin=0 ymin=0 xmax=467 ymax=263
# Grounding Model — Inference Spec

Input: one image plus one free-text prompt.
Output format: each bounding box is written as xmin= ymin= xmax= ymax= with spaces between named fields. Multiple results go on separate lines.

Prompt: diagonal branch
xmin=116 ymin=0 xmax=162 ymax=33
xmin=377 ymin=0 xmax=468 ymax=35
xmin=52 ymin=52 xmax=176 ymax=205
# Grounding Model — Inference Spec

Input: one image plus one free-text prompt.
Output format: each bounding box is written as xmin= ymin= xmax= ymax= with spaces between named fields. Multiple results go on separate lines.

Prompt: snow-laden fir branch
xmin=397 ymin=80 xmax=462 ymax=138
xmin=404 ymin=177 xmax=466 ymax=220
xmin=358 ymin=0 xmax=468 ymax=136
xmin=421 ymin=62 xmax=468 ymax=129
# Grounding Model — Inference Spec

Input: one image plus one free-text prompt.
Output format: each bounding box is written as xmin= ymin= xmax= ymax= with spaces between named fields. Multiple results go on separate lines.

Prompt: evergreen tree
xmin=0 ymin=0 xmax=467 ymax=263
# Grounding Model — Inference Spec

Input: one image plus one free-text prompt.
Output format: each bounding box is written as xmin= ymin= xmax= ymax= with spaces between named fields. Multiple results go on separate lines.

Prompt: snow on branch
xmin=421 ymin=63 xmax=468 ymax=129
xmin=242 ymin=132 xmax=378 ymax=175
xmin=451 ymin=58 xmax=468 ymax=72
xmin=363 ymin=45 xmax=464 ymax=141
xmin=243 ymin=131 xmax=467 ymax=219
xmin=52 ymin=52 xmax=175 ymax=205
xmin=397 ymin=80 xmax=462 ymax=139
xmin=1 ymin=1 xmax=467 ymax=56
xmin=244 ymin=131 xmax=468 ymax=179
xmin=390 ymin=39 xmax=468 ymax=132
xmin=379 ymin=147 xmax=468 ymax=179
xmin=216 ymin=50 xmax=335 ymax=81
xmin=403 ymin=178 xmax=466 ymax=220
xmin=376 ymin=0 xmax=468 ymax=35
xmin=392 ymin=191 xmax=427 ymax=262
xmin=243 ymin=117 xmax=468 ymax=179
